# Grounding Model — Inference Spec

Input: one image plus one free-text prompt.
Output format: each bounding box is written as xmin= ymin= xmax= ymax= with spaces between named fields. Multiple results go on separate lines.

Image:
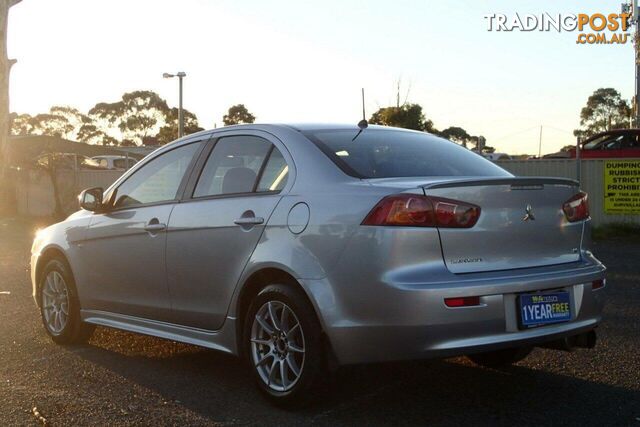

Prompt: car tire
xmin=39 ymin=258 xmax=95 ymax=344
xmin=243 ymin=283 xmax=324 ymax=407
xmin=466 ymin=346 xmax=532 ymax=368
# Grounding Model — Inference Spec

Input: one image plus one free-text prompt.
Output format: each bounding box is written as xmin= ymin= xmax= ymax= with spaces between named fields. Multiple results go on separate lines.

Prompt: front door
xmin=79 ymin=141 xmax=202 ymax=321
xmin=166 ymin=134 xmax=291 ymax=330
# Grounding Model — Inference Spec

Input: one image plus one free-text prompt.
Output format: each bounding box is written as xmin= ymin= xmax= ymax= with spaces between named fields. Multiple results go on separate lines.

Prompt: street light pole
xmin=178 ymin=73 xmax=184 ymax=138
xmin=163 ymin=71 xmax=187 ymax=138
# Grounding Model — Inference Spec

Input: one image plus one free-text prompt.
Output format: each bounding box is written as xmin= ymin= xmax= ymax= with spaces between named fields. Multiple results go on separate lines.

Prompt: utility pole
xmin=0 ymin=0 xmax=21 ymax=181
xmin=538 ymin=125 xmax=543 ymax=158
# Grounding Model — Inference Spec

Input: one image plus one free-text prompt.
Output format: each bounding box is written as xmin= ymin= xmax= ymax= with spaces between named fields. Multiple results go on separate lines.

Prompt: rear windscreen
xmin=303 ymin=129 xmax=511 ymax=178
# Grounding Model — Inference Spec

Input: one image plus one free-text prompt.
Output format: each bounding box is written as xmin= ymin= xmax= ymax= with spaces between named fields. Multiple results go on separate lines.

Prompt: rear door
xmin=166 ymin=133 xmax=291 ymax=330
xmin=423 ymin=178 xmax=584 ymax=273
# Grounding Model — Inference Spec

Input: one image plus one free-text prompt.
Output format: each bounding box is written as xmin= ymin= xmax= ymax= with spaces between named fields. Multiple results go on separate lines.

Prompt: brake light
xmin=563 ymin=192 xmax=589 ymax=222
xmin=592 ymin=279 xmax=605 ymax=290
xmin=362 ymin=194 xmax=480 ymax=228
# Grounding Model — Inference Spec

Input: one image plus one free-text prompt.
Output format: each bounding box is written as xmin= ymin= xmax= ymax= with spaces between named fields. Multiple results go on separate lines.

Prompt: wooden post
xmin=0 ymin=0 xmax=21 ymax=179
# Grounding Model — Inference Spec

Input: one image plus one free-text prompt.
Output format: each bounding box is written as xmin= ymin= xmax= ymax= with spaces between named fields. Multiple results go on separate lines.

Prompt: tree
xmin=120 ymin=139 xmax=137 ymax=147
xmin=76 ymin=124 xmax=117 ymax=145
xmin=29 ymin=113 xmax=74 ymax=138
xmin=560 ymin=144 xmax=575 ymax=152
xmin=482 ymin=145 xmax=496 ymax=153
xmin=11 ymin=107 xmax=95 ymax=140
xmin=156 ymin=107 xmax=203 ymax=145
xmin=0 ymin=0 xmax=21 ymax=192
xmin=440 ymin=126 xmax=473 ymax=147
xmin=574 ymin=88 xmax=631 ymax=138
xmin=10 ymin=113 xmax=34 ymax=135
xmin=49 ymin=105 xmax=92 ymax=139
xmin=369 ymin=103 xmax=436 ymax=132
xmin=222 ymin=104 xmax=255 ymax=126
xmin=35 ymin=152 xmax=70 ymax=219
xmin=89 ymin=90 xmax=169 ymax=145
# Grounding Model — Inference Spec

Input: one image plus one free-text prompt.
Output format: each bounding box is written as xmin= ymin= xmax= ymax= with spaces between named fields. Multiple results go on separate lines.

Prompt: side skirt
xmin=81 ymin=309 xmax=239 ymax=355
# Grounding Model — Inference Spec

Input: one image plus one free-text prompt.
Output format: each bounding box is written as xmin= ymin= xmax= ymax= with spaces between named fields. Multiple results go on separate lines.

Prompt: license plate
xmin=518 ymin=291 xmax=571 ymax=328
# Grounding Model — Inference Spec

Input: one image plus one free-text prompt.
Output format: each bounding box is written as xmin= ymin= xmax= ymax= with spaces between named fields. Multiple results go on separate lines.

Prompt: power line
xmin=492 ymin=126 xmax=540 ymax=142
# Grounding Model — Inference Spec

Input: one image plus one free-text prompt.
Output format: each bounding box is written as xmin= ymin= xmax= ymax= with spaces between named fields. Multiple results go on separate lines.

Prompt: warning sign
xmin=604 ymin=160 xmax=640 ymax=214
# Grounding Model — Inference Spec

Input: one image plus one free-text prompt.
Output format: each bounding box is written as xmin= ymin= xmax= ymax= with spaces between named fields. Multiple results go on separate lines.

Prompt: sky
xmin=6 ymin=0 xmax=636 ymax=154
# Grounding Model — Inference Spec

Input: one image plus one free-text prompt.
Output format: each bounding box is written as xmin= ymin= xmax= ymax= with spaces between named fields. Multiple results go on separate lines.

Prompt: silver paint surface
xmin=30 ymin=124 xmax=606 ymax=365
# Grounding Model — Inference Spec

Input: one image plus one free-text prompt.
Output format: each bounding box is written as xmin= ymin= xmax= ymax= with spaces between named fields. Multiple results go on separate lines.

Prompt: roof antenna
xmin=358 ymin=88 xmax=368 ymax=129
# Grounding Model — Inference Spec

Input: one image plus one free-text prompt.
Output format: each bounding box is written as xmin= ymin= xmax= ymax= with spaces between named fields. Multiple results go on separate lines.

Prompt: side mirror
xmin=78 ymin=187 xmax=104 ymax=212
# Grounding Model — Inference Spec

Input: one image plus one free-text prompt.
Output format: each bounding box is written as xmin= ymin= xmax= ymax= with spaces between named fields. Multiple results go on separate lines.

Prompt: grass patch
xmin=592 ymin=223 xmax=640 ymax=241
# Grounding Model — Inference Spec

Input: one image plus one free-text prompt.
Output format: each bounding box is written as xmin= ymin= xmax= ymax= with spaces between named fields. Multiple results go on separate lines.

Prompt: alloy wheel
xmin=250 ymin=301 xmax=305 ymax=392
xmin=41 ymin=271 xmax=70 ymax=335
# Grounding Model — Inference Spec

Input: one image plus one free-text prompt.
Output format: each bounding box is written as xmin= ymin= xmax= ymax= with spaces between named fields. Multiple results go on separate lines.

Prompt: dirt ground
xmin=0 ymin=218 xmax=638 ymax=426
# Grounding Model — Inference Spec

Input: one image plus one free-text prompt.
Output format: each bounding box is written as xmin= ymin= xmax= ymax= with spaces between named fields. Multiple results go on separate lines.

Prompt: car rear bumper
xmin=301 ymin=251 xmax=606 ymax=365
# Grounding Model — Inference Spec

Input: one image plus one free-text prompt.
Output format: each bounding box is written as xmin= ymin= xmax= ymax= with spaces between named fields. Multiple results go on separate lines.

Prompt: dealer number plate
xmin=519 ymin=291 xmax=571 ymax=328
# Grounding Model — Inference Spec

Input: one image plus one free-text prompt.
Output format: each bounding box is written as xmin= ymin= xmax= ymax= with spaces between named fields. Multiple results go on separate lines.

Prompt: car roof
xmin=192 ymin=123 xmax=424 ymax=135
xmin=585 ymin=129 xmax=640 ymax=140
xmin=160 ymin=123 xmax=437 ymax=155
xmin=280 ymin=123 xmax=427 ymax=133
xmin=92 ymin=155 xmax=128 ymax=159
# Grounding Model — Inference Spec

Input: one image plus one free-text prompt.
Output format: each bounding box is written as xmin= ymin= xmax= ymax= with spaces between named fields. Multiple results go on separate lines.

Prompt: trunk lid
xmin=423 ymin=177 xmax=583 ymax=273
xmin=366 ymin=177 xmax=585 ymax=274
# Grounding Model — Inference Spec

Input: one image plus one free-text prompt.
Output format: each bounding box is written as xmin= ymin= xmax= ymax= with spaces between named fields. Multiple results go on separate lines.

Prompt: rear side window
xmin=194 ymin=136 xmax=272 ymax=197
xmin=303 ymin=129 xmax=510 ymax=178
xmin=113 ymin=158 xmax=135 ymax=169
xmin=257 ymin=148 xmax=289 ymax=192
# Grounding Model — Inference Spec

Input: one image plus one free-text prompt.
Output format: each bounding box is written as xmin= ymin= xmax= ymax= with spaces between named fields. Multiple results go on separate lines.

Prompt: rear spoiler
xmin=421 ymin=176 xmax=579 ymax=190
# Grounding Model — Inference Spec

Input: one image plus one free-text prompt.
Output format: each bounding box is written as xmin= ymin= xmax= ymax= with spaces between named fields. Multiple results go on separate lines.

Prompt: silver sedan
xmin=30 ymin=124 xmax=606 ymax=405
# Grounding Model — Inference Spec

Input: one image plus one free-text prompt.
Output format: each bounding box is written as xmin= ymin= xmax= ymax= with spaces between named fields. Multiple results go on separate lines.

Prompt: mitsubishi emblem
xmin=522 ymin=204 xmax=535 ymax=221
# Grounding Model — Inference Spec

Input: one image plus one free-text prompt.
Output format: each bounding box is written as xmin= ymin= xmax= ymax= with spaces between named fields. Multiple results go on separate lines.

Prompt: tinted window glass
xmin=113 ymin=143 xmax=199 ymax=208
xmin=194 ymin=136 xmax=271 ymax=197
xmin=257 ymin=148 xmax=289 ymax=192
xmin=304 ymin=129 xmax=510 ymax=178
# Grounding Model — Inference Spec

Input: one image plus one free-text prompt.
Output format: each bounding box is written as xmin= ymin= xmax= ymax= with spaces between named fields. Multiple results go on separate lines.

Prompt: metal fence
xmin=11 ymin=159 xmax=640 ymax=227
xmin=14 ymin=169 xmax=124 ymax=217
xmin=497 ymin=159 xmax=639 ymax=226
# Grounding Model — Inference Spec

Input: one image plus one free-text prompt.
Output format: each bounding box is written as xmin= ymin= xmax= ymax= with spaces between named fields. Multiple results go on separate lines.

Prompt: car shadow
xmin=72 ymin=327 xmax=640 ymax=426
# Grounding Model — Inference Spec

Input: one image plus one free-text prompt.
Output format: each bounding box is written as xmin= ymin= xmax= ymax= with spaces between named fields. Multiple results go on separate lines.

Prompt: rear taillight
xmin=362 ymin=194 xmax=480 ymax=228
xmin=563 ymin=192 xmax=589 ymax=222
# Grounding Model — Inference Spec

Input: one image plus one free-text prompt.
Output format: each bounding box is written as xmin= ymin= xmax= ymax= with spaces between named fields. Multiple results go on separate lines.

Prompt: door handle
xmin=234 ymin=217 xmax=264 ymax=226
xmin=144 ymin=218 xmax=167 ymax=232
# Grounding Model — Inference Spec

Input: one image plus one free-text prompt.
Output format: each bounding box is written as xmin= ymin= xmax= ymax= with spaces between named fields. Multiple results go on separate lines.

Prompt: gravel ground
xmin=0 ymin=218 xmax=638 ymax=426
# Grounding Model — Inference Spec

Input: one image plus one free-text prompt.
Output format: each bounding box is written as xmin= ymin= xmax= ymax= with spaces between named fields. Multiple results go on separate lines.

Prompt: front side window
xmin=193 ymin=136 xmax=274 ymax=197
xmin=112 ymin=142 xmax=200 ymax=208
